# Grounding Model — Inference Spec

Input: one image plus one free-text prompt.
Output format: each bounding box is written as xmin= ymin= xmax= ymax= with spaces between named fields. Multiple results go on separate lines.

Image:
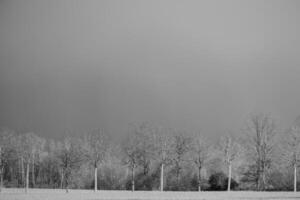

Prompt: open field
xmin=1 ymin=189 xmax=300 ymax=200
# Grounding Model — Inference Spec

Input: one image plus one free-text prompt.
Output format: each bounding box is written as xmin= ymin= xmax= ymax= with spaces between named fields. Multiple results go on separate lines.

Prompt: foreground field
xmin=1 ymin=188 xmax=300 ymax=200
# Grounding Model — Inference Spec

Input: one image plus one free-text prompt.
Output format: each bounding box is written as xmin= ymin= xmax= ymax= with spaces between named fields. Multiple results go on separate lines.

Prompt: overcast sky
xmin=1 ymin=0 xmax=300 ymax=139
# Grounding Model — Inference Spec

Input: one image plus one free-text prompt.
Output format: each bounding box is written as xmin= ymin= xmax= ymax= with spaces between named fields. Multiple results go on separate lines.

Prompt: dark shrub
xmin=208 ymin=171 xmax=238 ymax=191
xmin=125 ymin=172 xmax=154 ymax=191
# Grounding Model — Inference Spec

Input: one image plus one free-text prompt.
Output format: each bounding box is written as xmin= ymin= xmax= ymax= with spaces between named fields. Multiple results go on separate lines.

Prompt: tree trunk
xmin=0 ymin=167 xmax=3 ymax=192
xmin=262 ymin=168 xmax=266 ymax=191
xmin=9 ymin=166 xmax=13 ymax=184
xmin=176 ymin=163 xmax=180 ymax=190
xmin=37 ymin=166 xmax=41 ymax=187
xmin=131 ymin=167 xmax=135 ymax=192
xmin=32 ymin=158 xmax=35 ymax=188
xmin=0 ymin=147 xmax=2 ymax=192
xmin=256 ymin=171 xmax=260 ymax=191
xmin=177 ymin=170 xmax=180 ymax=189
xmin=257 ymin=162 xmax=263 ymax=191
xmin=66 ymin=178 xmax=69 ymax=193
xmin=198 ymin=166 xmax=201 ymax=192
xmin=227 ymin=163 xmax=232 ymax=191
xmin=25 ymin=163 xmax=29 ymax=193
xmin=60 ymin=169 xmax=64 ymax=189
xmin=294 ymin=164 xmax=297 ymax=192
xmin=21 ymin=157 xmax=25 ymax=187
xmin=94 ymin=167 xmax=97 ymax=192
xmin=18 ymin=158 xmax=21 ymax=186
xmin=160 ymin=163 xmax=164 ymax=191
xmin=65 ymin=171 xmax=69 ymax=193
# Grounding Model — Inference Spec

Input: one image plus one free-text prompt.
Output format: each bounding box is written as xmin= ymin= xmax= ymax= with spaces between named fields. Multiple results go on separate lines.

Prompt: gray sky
xmin=1 ymin=0 xmax=300 ymax=139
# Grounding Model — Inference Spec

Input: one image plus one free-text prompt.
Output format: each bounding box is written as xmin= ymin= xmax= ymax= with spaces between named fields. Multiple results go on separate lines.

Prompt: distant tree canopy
xmin=0 ymin=114 xmax=299 ymax=192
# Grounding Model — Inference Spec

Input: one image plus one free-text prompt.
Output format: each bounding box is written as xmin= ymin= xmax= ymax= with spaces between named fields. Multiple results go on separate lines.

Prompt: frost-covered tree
xmin=171 ymin=131 xmax=192 ymax=189
xmin=244 ymin=114 xmax=277 ymax=191
xmin=16 ymin=132 xmax=44 ymax=192
xmin=84 ymin=129 xmax=109 ymax=191
xmin=220 ymin=134 xmax=240 ymax=191
xmin=0 ymin=128 xmax=15 ymax=192
xmin=57 ymin=136 xmax=86 ymax=193
xmin=282 ymin=126 xmax=300 ymax=192
xmin=190 ymin=133 xmax=210 ymax=191
xmin=122 ymin=134 xmax=140 ymax=192
xmin=122 ymin=122 xmax=156 ymax=191
xmin=19 ymin=132 xmax=38 ymax=193
xmin=153 ymin=127 xmax=172 ymax=191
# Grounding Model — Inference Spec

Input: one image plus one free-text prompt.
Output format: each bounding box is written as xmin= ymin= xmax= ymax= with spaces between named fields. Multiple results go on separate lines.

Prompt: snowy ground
xmin=1 ymin=188 xmax=300 ymax=200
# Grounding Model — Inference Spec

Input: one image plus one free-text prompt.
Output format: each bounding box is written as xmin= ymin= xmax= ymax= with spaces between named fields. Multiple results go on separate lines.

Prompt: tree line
xmin=0 ymin=113 xmax=300 ymax=193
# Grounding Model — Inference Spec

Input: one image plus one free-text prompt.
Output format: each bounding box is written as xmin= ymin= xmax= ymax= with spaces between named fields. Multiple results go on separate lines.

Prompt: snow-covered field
xmin=1 ymin=189 xmax=300 ymax=200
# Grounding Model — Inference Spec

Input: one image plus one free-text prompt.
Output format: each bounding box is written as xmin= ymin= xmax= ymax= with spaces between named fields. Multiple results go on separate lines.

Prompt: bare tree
xmin=0 ymin=146 xmax=2 ymax=192
xmin=20 ymin=132 xmax=39 ymax=193
xmin=134 ymin=122 xmax=155 ymax=176
xmin=122 ymin=134 xmax=140 ymax=192
xmin=282 ymin=126 xmax=300 ymax=192
xmin=0 ymin=128 xmax=15 ymax=192
xmin=14 ymin=136 xmax=25 ymax=188
xmin=153 ymin=127 xmax=172 ymax=191
xmin=122 ymin=122 xmax=156 ymax=191
xmin=57 ymin=136 xmax=86 ymax=193
xmin=85 ymin=129 xmax=109 ymax=192
xmin=220 ymin=133 xmax=240 ymax=191
xmin=190 ymin=132 xmax=210 ymax=191
xmin=31 ymin=136 xmax=45 ymax=188
xmin=171 ymin=131 xmax=192 ymax=189
xmin=244 ymin=113 xmax=277 ymax=191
